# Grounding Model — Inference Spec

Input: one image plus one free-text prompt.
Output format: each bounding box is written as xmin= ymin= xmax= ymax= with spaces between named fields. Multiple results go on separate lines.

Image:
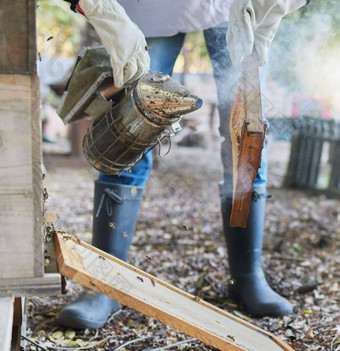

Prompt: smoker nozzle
xmin=134 ymin=72 xmax=203 ymax=124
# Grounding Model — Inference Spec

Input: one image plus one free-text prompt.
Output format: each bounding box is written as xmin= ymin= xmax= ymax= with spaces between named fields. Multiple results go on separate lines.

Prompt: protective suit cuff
xmin=76 ymin=3 xmax=88 ymax=19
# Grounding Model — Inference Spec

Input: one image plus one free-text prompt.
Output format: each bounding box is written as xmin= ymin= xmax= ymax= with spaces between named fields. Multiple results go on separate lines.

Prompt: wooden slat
xmin=0 ymin=0 xmax=37 ymax=74
xmin=31 ymin=75 xmax=44 ymax=276
xmin=44 ymin=213 xmax=60 ymax=274
xmin=284 ymin=133 xmax=301 ymax=187
xmin=55 ymin=233 xmax=293 ymax=351
xmin=229 ymin=52 xmax=266 ymax=228
xmin=0 ymin=296 xmax=14 ymax=351
xmin=11 ymin=298 xmax=24 ymax=351
xmin=328 ymin=140 xmax=340 ymax=191
xmin=0 ymin=274 xmax=61 ymax=297
xmin=0 ymin=74 xmax=43 ymax=279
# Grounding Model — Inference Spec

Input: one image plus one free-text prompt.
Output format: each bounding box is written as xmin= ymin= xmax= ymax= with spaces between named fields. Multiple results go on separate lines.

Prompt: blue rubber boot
xmin=57 ymin=180 xmax=143 ymax=329
xmin=221 ymin=183 xmax=293 ymax=317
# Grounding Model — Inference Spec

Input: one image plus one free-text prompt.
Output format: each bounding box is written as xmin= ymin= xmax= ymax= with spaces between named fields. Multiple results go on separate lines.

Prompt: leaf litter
xmin=26 ymin=143 xmax=340 ymax=350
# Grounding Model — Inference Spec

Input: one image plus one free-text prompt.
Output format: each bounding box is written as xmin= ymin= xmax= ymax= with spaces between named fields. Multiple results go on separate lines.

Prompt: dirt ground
xmin=24 ymin=134 xmax=340 ymax=350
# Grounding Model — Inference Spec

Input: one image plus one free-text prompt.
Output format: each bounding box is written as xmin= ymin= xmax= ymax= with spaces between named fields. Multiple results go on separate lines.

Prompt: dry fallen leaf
xmin=305 ymin=328 xmax=314 ymax=339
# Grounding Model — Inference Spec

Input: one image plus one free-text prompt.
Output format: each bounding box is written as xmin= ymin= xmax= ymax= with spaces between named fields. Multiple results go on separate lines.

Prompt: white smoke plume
xmin=269 ymin=0 xmax=340 ymax=119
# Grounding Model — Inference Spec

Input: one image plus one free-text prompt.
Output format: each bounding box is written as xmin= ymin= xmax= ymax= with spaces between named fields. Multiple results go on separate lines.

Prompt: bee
xmin=146 ymin=255 xmax=152 ymax=261
xmin=90 ymin=280 xmax=97 ymax=287
xmin=121 ymin=232 xmax=128 ymax=238
xmin=109 ymin=222 xmax=116 ymax=230
xmin=98 ymin=255 xmax=105 ymax=261
xmin=150 ymin=278 xmax=155 ymax=287
xmin=43 ymin=188 xmax=49 ymax=201
xmin=136 ymin=276 xmax=144 ymax=282
xmin=227 ymin=335 xmax=235 ymax=342
xmin=62 ymin=234 xmax=72 ymax=241
xmin=194 ymin=296 xmax=200 ymax=302
xmin=47 ymin=36 xmax=53 ymax=41
xmin=74 ymin=235 xmax=81 ymax=244
xmin=182 ymin=224 xmax=189 ymax=230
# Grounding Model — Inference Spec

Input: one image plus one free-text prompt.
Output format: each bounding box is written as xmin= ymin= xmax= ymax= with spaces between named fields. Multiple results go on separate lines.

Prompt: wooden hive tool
xmin=229 ymin=51 xmax=267 ymax=228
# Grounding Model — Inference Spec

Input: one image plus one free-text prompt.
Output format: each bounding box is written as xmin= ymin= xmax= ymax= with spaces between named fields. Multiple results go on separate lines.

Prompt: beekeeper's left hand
xmin=227 ymin=0 xmax=309 ymax=67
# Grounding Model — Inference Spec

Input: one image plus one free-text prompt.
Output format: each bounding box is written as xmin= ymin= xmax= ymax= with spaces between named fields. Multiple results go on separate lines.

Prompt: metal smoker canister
xmin=82 ymin=72 xmax=203 ymax=174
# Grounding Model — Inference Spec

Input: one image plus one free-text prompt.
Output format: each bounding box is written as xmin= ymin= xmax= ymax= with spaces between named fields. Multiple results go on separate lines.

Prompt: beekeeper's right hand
xmin=66 ymin=0 xmax=150 ymax=88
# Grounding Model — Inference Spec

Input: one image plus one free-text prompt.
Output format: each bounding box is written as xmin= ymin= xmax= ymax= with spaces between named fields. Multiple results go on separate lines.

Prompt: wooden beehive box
xmin=0 ymin=0 xmax=61 ymax=297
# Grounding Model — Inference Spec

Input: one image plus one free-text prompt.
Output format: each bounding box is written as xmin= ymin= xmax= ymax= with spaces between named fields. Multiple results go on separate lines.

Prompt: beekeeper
xmin=57 ymin=0 xmax=310 ymax=329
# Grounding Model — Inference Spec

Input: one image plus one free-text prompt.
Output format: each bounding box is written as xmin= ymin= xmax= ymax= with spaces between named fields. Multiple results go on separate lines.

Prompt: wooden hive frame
xmin=229 ymin=51 xmax=267 ymax=228
xmin=55 ymin=233 xmax=294 ymax=351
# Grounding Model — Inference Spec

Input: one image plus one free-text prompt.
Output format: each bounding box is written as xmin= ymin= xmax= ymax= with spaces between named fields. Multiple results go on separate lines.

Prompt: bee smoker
xmin=58 ymin=46 xmax=202 ymax=174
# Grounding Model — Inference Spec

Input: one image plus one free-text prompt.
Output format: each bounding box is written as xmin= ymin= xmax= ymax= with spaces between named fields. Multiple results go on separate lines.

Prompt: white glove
xmin=78 ymin=0 xmax=150 ymax=87
xmin=227 ymin=0 xmax=308 ymax=67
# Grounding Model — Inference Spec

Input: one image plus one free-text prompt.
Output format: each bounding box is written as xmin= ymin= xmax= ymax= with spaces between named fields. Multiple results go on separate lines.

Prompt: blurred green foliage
xmin=36 ymin=0 xmax=85 ymax=57
xmin=174 ymin=31 xmax=212 ymax=74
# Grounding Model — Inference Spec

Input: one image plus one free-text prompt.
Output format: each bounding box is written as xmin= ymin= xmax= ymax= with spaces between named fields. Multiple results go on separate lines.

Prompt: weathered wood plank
xmin=31 ymin=75 xmax=44 ymax=277
xmin=0 ymin=74 xmax=43 ymax=279
xmin=44 ymin=213 xmax=60 ymax=274
xmin=55 ymin=233 xmax=293 ymax=351
xmin=0 ymin=194 xmax=35 ymax=278
xmin=0 ymin=274 xmax=61 ymax=297
xmin=328 ymin=140 xmax=340 ymax=192
xmin=0 ymin=296 xmax=14 ymax=351
xmin=0 ymin=0 xmax=37 ymax=74
xmin=284 ymin=133 xmax=300 ymax=187
xmin=0 ymin=75 xmax=34 ymax=191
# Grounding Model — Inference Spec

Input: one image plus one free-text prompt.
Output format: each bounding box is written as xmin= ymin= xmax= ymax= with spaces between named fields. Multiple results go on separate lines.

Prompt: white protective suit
xmin=118 ymin=0 xmax=232 ymax=37
xmin=77 ymin=0 xmax=308 ymax=86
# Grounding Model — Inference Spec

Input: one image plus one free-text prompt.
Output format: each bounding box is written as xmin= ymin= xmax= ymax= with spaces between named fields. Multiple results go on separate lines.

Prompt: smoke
xmin=269 ymin=0 xmax=340 ymax=119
